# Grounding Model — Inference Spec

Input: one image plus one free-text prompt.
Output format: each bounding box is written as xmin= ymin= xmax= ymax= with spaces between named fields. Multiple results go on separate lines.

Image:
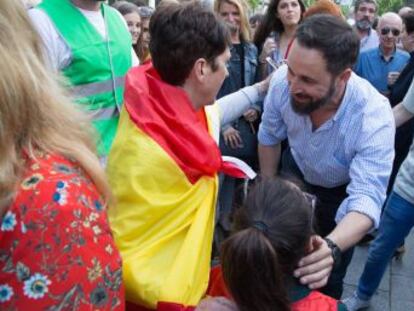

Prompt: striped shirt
xmin=258 ymin=66 xmax=395 ymax=228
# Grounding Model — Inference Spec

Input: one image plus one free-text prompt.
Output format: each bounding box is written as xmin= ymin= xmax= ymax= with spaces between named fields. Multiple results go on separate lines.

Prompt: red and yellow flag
xmin=107 ymin=64 xmax=225 ymax=310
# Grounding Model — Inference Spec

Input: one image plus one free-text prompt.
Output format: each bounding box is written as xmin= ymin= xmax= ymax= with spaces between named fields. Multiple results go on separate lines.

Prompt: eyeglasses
xmin=380 ymin=27 xmax=401 ymax=36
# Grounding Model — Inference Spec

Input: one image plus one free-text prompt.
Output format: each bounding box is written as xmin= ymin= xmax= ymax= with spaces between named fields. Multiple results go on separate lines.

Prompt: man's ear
xmin=338 ymin=68 xmax=352 ymax=84
xmin=192 ymin=58 xmax=208 ymax=83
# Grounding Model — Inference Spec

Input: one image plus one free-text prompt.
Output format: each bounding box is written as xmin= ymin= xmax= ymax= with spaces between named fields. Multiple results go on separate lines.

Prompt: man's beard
xmin=290 ymin=81 xmax=336 ymax=115
xmin=355 ymin=18 xmax=373 ymax=31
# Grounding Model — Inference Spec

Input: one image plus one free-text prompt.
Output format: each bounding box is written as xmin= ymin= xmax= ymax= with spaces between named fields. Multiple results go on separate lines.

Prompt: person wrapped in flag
xmin=106 ymin=2 xmax=269 ymax=310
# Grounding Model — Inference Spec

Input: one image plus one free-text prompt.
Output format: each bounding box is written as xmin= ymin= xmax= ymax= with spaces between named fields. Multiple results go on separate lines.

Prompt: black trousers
xmin=281 ymin=148 xmax=354 ymax=299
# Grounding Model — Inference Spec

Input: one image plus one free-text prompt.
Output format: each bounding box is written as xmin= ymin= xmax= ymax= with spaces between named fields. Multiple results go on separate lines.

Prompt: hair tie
xmin=251 ymin=221 xmax=269 ymax=235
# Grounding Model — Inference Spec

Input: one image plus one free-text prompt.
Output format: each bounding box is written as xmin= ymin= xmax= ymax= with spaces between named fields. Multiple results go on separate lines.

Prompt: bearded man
xmin=353 ymin=0 xmax=379 ymax=52
xmin=258 ymin=14 xmax=395 ymax=300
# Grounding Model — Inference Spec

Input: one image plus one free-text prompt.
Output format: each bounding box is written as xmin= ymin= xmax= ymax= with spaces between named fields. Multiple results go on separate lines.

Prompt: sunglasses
xmin=380 ymin=27 xmax=401 ymax=36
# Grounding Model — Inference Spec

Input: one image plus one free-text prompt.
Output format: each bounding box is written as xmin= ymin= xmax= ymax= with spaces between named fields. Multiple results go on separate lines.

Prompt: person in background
xmin=0 ymin=0 xmax=124 ymax=310
xmin=355 ymin=12 xmax=409 ymax=96
xmin=199 ymin=178 xmax=347 ymax=311
xmin=353 ymin=0 xmax=379 ymax=52
xmin=137 ymin=6 xmax=154 ymax=62
xmin=214 ymin=0 xmax=260 ymax=243
xmin=253 ymin=0 xmax=306 ymax=79
xmin=397 ymin=5 xmax=413 ymax=49
xmin=303 ymin=0 xmax=343 ymax=19
xmin=387 ymin=12 xmax=414 ymax=190
xmin=130 ymin=0 xmax=146 ymax=6
xmin=113 ymin=1 xmax=143 ymax=61
xmin=398 ymin=6 xmax=413 ymax=18
xmin=343 ymin=80 xmax=414 ymax=310
xmin=28 ymin=0 xmax=138 ymax=160
xmin=249 ymin=13 xmax=263 ymax=37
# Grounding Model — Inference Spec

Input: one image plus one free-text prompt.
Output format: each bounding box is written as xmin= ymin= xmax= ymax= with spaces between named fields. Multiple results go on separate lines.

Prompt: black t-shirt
xmin=233 ymin=43 xmax=245 ymax=87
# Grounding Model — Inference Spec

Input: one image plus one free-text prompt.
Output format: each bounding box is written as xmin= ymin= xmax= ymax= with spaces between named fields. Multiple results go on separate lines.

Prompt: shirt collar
xmin=288 ymin=278 xmax=311 ymax=302
xmin=378 ymin=45 xmax=397 ymax=61
xmin=332 ymin=76 xmax=354 ymax=122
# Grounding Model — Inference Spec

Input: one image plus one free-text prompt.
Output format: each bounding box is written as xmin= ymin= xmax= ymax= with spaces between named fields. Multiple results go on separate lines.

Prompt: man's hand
xmin=223 ymin=126 xmax=243 ymax=149
xmin=294 ymin=235 xmax=334 ymax=289
xmin=243 ymin=109 xmax=259 ymax=122
xmin=196 ymin=297 xmax=238 ymax=311
xmin=387 ymin=71 xmax=400 ymax=87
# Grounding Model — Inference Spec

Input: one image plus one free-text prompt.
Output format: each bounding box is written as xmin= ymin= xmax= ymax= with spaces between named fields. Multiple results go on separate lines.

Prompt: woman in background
xmin=137 ymin=6 xmax=155 ymax=62
xmin=0 ymin=1 xmax=124 ymax=309
xmin=254 ymin=0 xmax=305 ymax=78
xmin=112 ymin=1 xmax=143 ymax=61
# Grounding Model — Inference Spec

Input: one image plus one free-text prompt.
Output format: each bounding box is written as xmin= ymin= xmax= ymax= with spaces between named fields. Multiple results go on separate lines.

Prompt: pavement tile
xmin=390 ymin=275 xmax=414 ymax=311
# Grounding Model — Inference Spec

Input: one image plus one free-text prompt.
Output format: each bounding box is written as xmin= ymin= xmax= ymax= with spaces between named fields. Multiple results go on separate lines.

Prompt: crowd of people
xmin=1 ymin=0 xmax=414 ymax=310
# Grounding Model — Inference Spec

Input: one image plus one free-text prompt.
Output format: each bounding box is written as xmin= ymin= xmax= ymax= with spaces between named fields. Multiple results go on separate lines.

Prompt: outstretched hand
xmin=294 ymin=235 xmax=334 ymax=289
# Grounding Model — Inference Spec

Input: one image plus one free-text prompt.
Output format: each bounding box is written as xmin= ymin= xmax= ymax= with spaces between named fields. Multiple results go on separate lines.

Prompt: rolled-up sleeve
xmin=335 ymin=110 xmax=395 ymax=228
xmin=258 ymin=69 xmax=288 ymax=146
xmin=217 ymin=85 xmax=263 ymax=127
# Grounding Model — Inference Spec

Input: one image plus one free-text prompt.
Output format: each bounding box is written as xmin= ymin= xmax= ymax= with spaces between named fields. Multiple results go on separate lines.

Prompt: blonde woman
xmin=0 ymin=1 xmax=124 ymax=309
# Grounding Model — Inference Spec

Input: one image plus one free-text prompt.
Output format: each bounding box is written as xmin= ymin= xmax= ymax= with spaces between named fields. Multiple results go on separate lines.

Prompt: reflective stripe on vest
xmin=88 ymin=106 xmax=119 ymax=121
xmin=71 ymin=76 xmax=126 ymax=98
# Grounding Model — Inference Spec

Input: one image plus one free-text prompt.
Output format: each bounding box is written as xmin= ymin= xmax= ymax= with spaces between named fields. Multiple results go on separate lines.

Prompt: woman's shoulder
xmin=16 ymin=152 xmax=99 ymax=207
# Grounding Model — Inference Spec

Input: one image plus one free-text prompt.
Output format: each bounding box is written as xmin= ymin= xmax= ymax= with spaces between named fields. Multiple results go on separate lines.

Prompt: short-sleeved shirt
xmin=355 ymin=47 xmax=409 ymax=93
xmin=258 ymin=65 xmax=395 ymax=228
xmin=394 ymin=80 xmax=414 ymax=204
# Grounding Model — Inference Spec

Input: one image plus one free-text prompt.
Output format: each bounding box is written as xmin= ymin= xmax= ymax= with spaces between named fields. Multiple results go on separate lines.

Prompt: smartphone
xmin=266 ymin=56 xmax=279 ymax=70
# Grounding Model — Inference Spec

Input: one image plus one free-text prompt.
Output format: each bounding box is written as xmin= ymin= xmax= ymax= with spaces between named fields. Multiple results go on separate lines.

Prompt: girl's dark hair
xmin=220 ymin=178 xmax=313 ymax=311
xmin=253 ymin=0 xmax=305 ymax=49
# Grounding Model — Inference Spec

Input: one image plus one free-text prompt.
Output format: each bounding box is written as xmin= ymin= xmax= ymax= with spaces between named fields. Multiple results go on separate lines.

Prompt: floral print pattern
xmin=0 ymin=153 xmax=124 ymax=310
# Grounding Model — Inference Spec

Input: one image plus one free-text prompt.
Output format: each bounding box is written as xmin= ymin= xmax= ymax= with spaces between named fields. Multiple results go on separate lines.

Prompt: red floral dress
xmin=0 ymin=153 xmax=125 ymax=310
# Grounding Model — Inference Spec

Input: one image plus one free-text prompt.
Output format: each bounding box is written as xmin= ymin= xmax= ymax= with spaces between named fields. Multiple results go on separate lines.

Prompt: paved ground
xmin=342 ymin=230 xmax=414 ymax=310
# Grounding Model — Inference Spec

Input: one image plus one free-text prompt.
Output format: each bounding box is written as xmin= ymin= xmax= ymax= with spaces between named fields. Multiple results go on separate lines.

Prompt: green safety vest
xmin=38 ymin=0 xmax=132 ymax=155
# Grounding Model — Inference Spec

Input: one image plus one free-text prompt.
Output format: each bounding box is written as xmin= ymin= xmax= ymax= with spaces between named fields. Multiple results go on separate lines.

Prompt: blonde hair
xmin=214 ymin=0 xmax=251 ymax=42
xmin=0 ymin=0 xmax=112 ymax=213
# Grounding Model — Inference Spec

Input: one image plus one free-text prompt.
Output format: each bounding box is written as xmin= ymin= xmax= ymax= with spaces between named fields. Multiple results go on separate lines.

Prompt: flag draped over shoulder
xmin=107 ymin=63 xmax=224 ymax=310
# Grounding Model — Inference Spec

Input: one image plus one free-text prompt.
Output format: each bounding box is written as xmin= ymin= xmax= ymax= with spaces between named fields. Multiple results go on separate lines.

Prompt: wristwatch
xmin=324 ymin=238 xmax=342 ymax=269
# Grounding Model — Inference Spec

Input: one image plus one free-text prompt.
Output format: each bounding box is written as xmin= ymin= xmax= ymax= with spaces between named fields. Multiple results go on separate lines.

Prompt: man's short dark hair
xmin=295 ymin=14 xmax=360 ymax=76
xmin=354 ymin=0 xmax=377 ymax=13
xmin=403 ymin=11 xmax=414 ymax=34
xmin=149 ymin=1 xmax=230 ymax=86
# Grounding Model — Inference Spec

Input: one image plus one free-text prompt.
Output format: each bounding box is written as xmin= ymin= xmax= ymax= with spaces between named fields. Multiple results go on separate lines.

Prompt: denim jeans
xmin=357 ymin=191 xmax=414 ymax=300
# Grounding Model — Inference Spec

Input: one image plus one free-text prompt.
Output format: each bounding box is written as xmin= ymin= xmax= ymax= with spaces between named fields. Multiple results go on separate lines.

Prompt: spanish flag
xmin=107 ymin=63 xmax=253 ymax=310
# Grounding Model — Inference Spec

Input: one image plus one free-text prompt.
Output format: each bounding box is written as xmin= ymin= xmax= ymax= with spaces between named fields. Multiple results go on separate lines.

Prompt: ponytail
xmin=221 ymin=228 xmax=290 ymax=311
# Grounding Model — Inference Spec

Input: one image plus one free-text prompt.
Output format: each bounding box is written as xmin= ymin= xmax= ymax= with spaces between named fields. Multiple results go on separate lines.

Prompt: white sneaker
xmin=342 ymin=292 xmax=371 ymax=311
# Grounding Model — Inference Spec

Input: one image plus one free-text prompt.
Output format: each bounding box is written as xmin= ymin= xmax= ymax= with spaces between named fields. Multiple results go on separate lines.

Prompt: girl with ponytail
xmin=198 ymin=178 xmax=346 ymax=311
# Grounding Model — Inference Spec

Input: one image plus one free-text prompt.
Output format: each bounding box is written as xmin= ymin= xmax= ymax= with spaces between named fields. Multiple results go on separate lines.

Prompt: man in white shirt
xmin=29 ymin=0 xmax=138 ymax=158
